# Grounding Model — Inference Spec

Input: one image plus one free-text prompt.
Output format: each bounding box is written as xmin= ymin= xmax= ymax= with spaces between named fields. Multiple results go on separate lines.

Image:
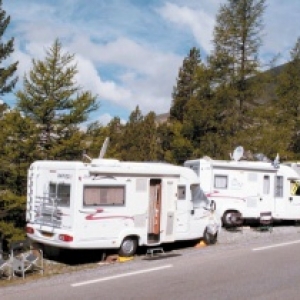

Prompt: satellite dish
xmin=232 ymin=146 xmax=244 ymax=161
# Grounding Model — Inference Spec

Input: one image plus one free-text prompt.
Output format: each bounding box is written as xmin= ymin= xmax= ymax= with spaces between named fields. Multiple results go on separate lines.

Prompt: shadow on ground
xmin=43 ymin=238 xmax=202 ymax=266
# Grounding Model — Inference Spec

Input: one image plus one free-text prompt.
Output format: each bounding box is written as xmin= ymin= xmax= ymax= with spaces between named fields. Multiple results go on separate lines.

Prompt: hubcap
xmin=122 ymin=239 xmax=134 ymax=254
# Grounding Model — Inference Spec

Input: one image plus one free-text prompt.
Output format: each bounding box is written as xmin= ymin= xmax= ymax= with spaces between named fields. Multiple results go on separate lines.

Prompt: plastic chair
xmin=11 ymin=240 xmax=44 ymax=279
xmin=0 ymin=255 xmax=11 ymax=280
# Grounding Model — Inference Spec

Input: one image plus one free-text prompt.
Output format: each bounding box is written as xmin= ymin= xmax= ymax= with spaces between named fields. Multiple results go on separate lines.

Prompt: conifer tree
xmin=0 ymin=0 xmax=21 ymax=243
xmin=181 ymin=62 xmax=219 ymax=158
xmin=116 ymin=107 xmax=159 ymax=161
xmin=170 ymin=47 xmax=201 ymax=122
xmin=16 ymin=39 xmax=99 ymax=160
xmin=209 ymin=0 xmax=266 ymax=155
xmin=84 ymin=117 xmax=125 ymax=160
xmin=139 ymin=112 xmax=158 ymax=161
xmin=0 ymin=110 xmax=38 ymax=242
xmin=274 ymin=37 xmax=300 ymax=158
xmin=0 ymin=0 xmax=18 ymax=96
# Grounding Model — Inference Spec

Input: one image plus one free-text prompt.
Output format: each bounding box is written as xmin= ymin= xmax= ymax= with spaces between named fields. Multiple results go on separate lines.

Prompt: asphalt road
xmin=2 ymin=231 xmax=300 ymax=300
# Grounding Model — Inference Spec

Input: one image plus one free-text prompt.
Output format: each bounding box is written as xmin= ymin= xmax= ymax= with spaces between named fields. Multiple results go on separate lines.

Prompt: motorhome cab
xmin=184 ymin=153 xmax=300 ymax=227
xmin=26 ymin=159 xmax=220 ymax=256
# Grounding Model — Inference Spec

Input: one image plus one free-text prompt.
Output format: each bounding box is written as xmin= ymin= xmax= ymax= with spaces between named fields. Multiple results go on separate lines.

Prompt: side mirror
xmin=210 ymin=200 xmax=216 ymax=212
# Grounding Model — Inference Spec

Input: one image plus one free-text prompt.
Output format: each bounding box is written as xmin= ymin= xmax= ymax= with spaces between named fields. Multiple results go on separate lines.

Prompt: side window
xmin=214 ymin=175 xmax=228 ymax=189
xmin=290 ymin=180 xmax=300 ymax=196
xmin=177 ymin=186 xmax=186 ymax=200
xmin=49 ymin=183 xmax=71 ymax=207
xmin=275 ymin=176 xmax=283 ymax=197
xmin=263 ymin=175 xmax=270 ymax=195
xmin=83 ymin=185 xmax=125 ymax=206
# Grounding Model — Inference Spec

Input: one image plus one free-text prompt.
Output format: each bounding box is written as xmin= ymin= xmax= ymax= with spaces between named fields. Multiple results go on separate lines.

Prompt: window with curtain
xmin=83 ymin=185 xmax=125 ymax=206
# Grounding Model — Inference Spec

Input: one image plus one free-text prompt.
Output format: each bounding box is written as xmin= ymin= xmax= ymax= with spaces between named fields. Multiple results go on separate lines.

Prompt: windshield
xmin=191 ymin=184 xmax=209 ymax=208
xmin=290 ymin=180 xmax=300 ymax=196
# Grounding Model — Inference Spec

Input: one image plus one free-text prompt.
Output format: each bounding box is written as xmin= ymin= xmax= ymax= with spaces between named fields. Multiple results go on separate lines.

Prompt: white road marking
xmin=253 ymin=239 xmax=300 ymax=251
xmin=71 ymin=264 xmax=173 ymax=287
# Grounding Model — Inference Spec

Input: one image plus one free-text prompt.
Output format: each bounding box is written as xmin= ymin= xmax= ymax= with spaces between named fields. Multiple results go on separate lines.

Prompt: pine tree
xmin=139 ymin=112 xmax=158 ymax=161
xmin=273 ymin=37 xmax=300 ymax=158
xmin=16 ymin=39 xmax=99 ymax=160
xmin=181 ymin=61 xmax=220 ymax=158
xmin=0 ymin=110 xmax=38 ymax=242
xmin=118 ymin=106 xmax=146 ymax=161
xmin=170 ymin=47 xmax=201 ymax=122
xmin=0 ymin=0 xmax=22 ymax=243
xmin=209 ymin=0 xmax=266 ymax=155
xmin=0 ymin=0 xmax=18 ymax=96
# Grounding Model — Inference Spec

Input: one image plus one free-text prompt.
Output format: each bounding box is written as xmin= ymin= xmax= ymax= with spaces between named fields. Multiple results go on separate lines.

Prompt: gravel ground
xmin=1 ymin=223 xmax=300 ymax=287
xmin=218 ymin=223 xmax=300 ymax=245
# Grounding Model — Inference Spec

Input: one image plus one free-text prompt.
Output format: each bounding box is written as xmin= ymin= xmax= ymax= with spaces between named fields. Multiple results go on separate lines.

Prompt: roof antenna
xmin=273 ymin=153 xmax=280 ymax=168
xmin=99 ymin=137 xmax=110 ymax=158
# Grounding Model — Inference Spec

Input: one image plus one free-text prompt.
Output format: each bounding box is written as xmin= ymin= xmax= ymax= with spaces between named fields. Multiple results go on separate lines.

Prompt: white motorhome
xmin=184 ymin=151 xmax=300 ymax=227
xmin=26 ymin=159 xmax=220 ymax=256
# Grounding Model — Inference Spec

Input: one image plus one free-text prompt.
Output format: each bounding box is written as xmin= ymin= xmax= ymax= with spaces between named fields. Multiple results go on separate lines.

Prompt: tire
xmin=222 ymin=211 xmax=234 ymax=228
xmin=203 ymin=228 xmax=218 ymax=245
xmin=119 ymin=237 xmax=137 ymax=257
xmin=222 ymin=211 xmax=243 ymax=228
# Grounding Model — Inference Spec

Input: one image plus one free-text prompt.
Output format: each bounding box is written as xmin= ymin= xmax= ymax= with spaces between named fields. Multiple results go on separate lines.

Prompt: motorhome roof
xmin=88 ymin=160 xmax=192 ymax=177
xmin=31 ymin=159 xmax=196 ymax=179
xmin=185 ymin=158 xmax=278 ymax=172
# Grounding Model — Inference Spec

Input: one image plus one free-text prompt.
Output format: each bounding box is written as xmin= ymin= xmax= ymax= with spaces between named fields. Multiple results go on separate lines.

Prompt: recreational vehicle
xmin=26 ymin=159 xmax=220 ymax=256
xmin=184 ymin=148 xmax=300 ymax=227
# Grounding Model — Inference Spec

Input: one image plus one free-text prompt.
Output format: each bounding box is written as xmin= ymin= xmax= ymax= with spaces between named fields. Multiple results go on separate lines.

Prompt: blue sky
xmin=3 ymin=0 xmax=300 ymax=125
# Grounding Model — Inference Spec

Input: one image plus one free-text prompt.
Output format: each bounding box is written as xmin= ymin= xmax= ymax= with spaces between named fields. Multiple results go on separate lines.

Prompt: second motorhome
xmin=184 ymin=148 xmax=300 ymax=227
xmin=26 ymin=158 xmax=220 ymax=257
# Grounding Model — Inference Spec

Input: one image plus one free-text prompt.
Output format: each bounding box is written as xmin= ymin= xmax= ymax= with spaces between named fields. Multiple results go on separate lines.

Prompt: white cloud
xmin=158 ymin=2 xmax=216 ymax=54
xmin=95 ymin=113 xmax=126 ymax=126
xmin=97 ymin=113 xmax=113 ymax=126
xmin=75 ymin=55 xmax=132 ymax=103
xmin=71 ymin=38 xmax=182 ymax=115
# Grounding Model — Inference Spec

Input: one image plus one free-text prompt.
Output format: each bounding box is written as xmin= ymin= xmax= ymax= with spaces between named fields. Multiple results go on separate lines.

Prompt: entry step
xmin=146 ymin=247 xmax=164 ymax=257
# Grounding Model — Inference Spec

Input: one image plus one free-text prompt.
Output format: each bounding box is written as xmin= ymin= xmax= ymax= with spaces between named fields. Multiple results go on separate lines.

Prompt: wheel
xmin=203 ymin=228 xmax=218 ymax=245
xmin=118 ymin=237 xmax=137 ymax=257
xmin=222 ymin=211 xmax=234 ymax=227
xmin=222 ymin=211 xmax=243 ymax=228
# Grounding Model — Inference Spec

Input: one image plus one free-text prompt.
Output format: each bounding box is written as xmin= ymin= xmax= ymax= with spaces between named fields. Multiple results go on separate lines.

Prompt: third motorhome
xmin=184 ymin=148 xmax=300 ymax=227
xmin=26 ymin=158 xmax=220 ymax=257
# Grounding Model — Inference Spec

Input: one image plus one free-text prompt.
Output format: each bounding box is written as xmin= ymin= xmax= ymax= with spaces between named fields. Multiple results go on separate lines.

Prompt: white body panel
xmin=184 ymin=158 xmax=300 ymax=222
xmin=26 ymin=159 xmax=220 ymax=251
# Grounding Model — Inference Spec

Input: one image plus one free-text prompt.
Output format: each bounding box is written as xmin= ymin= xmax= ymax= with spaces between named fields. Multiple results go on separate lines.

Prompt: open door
xmin=148 ymin=179 xmax=162 ymax=243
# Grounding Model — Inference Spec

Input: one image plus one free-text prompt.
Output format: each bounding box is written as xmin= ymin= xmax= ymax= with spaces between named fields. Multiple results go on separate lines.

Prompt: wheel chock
xmin=195 ymin=240 xmax=207 ymax=248
xmin=118 ymin=256 xmax=134 ymax=263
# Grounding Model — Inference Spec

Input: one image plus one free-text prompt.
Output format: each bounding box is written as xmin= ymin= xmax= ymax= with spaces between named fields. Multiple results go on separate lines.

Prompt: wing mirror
xmin=210 ymin=200 xmax=216 ymax=212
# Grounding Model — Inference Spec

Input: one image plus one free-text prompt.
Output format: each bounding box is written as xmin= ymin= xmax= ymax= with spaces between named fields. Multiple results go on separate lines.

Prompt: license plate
xmin=41 ymin=231 xmax=54 ymax=238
